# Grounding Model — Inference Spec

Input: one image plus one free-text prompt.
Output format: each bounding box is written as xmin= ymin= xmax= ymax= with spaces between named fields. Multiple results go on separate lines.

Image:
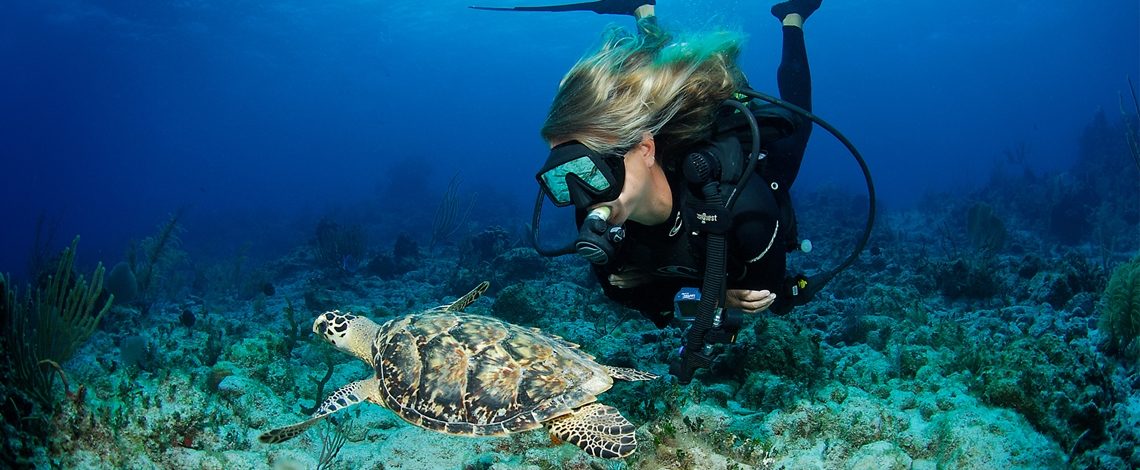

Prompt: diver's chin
xmin=606 ymin=208 xmax=629 ymax=225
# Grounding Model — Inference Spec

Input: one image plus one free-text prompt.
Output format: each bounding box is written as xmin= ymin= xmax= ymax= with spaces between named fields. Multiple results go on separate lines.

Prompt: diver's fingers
xmin=728 ymin=289 xmax=772 ymax=303
xmin=728 ymin=289 xmax=777 ymax=313
xmin=608 ymin=272 xmax=650 ymax=288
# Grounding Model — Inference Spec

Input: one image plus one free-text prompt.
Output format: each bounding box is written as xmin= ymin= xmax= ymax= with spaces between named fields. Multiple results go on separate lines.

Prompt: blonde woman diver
xmin=531 ymin=0 xmax=824 ymax=327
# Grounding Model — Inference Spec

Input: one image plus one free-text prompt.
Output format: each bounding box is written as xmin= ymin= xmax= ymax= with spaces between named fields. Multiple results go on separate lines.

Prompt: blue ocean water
xmin=1 ymin=1 xmax=1139 ymax=468
xmin=2 ymin=0 xmax=1136 ymax=278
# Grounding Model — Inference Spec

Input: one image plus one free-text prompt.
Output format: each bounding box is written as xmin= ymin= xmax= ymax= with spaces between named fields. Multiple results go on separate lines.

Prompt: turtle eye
xmin=316 ymin=321 xmax=328 ymax=335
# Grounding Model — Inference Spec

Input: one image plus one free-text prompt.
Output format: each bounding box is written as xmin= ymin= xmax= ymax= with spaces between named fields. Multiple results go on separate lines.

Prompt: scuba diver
xmin=477 ymin=0 xmax=874 ymax=382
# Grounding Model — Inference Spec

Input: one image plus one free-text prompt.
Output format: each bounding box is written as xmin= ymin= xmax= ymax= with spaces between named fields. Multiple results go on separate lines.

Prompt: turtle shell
xmin=372 ymin=312 xmax=613 ymax=436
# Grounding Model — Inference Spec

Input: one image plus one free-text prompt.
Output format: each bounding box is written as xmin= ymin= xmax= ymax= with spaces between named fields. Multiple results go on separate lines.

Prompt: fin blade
xmin=469 ymin=1 xmax=603 ymax=13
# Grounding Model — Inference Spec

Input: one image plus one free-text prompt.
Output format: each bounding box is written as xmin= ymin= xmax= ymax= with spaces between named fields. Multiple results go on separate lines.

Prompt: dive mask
xmin=536 ymin=141 xmax=625 ymax=209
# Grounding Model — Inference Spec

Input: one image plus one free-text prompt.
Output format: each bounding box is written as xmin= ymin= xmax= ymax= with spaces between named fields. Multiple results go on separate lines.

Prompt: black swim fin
xmin=770 ymin=0 xmax=822 ymax=21
xmin=470 ymin=0 xmax=651 ymax=15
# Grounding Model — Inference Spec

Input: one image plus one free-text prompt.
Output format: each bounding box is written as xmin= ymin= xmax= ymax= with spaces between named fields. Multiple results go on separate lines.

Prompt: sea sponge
xmin=1097 ymin=256 xmax=1140 ymax=360
xmin=966 ymin=202 xmax=1007 ymax=253
xmin=105 ymin=261 xmax=138 ymax=304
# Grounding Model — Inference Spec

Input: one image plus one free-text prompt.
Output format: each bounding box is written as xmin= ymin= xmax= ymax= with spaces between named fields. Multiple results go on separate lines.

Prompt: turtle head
xmin=313 ymin=310 xmax=379 ymax=364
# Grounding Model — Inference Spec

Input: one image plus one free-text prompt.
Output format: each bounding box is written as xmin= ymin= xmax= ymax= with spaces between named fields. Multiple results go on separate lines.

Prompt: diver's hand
xmin=727 ymin=289 xmax=776 ymax=313
xmin=608 ymin=269 xmax=652 ymax=288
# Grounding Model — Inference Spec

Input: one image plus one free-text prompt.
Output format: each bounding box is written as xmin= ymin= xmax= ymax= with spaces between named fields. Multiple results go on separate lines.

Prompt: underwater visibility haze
xmin=1 ymin=0 xmax=1138 ymax=468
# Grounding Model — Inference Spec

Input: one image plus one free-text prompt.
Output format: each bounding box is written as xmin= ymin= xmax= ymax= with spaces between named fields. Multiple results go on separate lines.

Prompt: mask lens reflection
xmin=540 ymin=155 xmax=611 ymax=205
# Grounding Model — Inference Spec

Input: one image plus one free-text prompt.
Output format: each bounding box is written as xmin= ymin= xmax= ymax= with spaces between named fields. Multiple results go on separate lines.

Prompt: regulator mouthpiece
xmin=575 ymin=207 xmax=624 ymax=265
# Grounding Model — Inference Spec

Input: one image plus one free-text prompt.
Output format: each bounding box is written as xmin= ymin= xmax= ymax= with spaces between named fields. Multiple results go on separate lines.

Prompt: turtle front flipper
xmin=436 ymin=281 xmax=490 ymax=312
xmin=259 ymin=415 xmax=325 ymax=444
xmin=259 ymin=378 xmax=377 ymax=444
xmin=547 ymin=403 xmax=637 ymax=459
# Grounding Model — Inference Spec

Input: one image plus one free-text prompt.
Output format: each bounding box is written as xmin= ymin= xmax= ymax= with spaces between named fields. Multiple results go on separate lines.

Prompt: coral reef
xmin=7 ymin=109 xmax=1140 ymax=468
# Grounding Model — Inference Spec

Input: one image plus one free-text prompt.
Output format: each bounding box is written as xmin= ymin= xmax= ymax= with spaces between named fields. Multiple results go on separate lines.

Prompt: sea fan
xmin=1098 ymin=256 xmax=1140 ymax=360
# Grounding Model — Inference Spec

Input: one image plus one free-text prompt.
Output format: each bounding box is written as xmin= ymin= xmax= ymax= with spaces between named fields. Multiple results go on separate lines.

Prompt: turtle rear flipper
xmin=547 ymin=403 xmax=636 ymax=459
xmin=259 ymin=378 xmax=377 ymax=444
xmin=603 ymin=365 xmax=658 ymax=382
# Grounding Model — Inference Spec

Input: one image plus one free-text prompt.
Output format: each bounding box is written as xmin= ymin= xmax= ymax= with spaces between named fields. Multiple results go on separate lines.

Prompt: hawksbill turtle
xmin=258 ymin=281 xmax=657 ymax=459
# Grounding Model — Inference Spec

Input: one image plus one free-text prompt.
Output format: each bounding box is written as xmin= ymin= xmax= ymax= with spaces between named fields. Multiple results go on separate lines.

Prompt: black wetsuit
xmin=590 ymin=26 xmax=814 ymax=327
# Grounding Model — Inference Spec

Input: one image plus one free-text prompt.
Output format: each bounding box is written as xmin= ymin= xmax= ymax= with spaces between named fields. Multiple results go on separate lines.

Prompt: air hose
xmin=738 ymin=88 xmax=876 ymax=299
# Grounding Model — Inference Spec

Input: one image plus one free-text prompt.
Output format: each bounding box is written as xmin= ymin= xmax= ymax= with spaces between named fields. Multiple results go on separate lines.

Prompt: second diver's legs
xmin=765 ymin=4 xmax=817 ymax=191
xmin=771 ymin=0 xmax=820 ymax=112
xmin=777 ymin=24 xmax=811 ymax=114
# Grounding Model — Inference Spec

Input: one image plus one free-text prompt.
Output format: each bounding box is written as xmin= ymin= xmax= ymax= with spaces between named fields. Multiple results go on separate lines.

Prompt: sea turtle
xmin=258 ymin=281 xmax=657 ymax=459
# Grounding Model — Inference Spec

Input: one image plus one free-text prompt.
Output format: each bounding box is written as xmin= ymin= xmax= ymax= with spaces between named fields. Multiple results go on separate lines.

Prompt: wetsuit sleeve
xmin=575 ymin=207 xmax=682 ymax=327
xmin=591 ymin=265 xmax=686 ymax=328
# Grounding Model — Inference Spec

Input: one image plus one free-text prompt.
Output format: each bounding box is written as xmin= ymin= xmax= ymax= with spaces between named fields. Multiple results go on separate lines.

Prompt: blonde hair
xmin=541 ymin=20 xmax=745 ymax=163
